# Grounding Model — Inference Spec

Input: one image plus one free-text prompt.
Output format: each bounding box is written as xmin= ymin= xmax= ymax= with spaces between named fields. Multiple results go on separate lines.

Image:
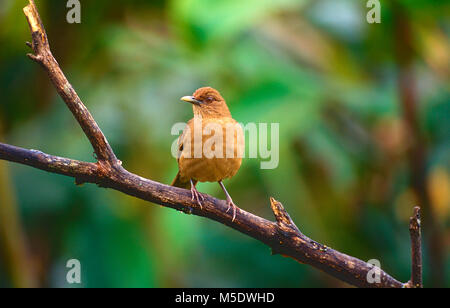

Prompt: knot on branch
xmin=270 ymin=197 xmax=301 ymax=234
xmin=23 ymin=0 xmax=49 ymax=63
xmin=409 ymin=206 xmax=421 ymax=233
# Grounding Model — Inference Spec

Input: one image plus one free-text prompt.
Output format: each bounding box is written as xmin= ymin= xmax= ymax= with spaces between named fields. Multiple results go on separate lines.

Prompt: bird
xmin=171 ymin=87 xmax=244 ymax=221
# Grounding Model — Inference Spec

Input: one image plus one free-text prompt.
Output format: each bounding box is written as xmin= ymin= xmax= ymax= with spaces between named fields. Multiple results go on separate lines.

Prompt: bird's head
xmin=181 ymin=87 xmax=231 ymax=118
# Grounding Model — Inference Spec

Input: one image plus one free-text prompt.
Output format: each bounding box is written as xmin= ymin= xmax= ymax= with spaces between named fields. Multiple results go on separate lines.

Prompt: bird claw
xmin=225 ymin=197 xmax=238 ymax=222
xmin=190 ymin=185 xmax=204 ymax=209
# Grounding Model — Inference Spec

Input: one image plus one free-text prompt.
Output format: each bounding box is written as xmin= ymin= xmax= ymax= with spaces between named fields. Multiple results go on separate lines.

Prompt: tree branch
xmin=0 ymin=0 xmax=423 ymax=288
xmin=406 ymin=207 xmax=423 ymax=288
xmin=392 ymin=2 xmax=441 ymax=287
xmin=23 ymin=0 xmax=117 ymax=164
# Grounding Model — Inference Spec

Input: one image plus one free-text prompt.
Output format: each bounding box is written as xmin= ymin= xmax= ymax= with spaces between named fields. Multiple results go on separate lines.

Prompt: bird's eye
xmin=205 ymin=96 xmax=213 ymax=103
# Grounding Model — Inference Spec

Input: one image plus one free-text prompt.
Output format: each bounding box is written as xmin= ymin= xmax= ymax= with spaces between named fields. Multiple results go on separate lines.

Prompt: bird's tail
xmin=171 ymin=171 xmax=195 ymax=189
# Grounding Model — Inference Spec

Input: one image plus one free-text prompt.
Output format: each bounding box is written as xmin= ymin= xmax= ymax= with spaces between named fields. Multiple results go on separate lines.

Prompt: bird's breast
xmin=178 ymin=117 xmax=244 ymax=183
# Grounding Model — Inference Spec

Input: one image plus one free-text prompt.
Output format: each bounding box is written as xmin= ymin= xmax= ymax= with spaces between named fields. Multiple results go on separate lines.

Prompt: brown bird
xmin=171 ymin=87 xmax=244 ymax=221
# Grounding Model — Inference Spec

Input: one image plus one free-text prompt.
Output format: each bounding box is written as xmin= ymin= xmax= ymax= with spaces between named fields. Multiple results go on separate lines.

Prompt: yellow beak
xmin=181 ymin=96 xmax=202 ymax=106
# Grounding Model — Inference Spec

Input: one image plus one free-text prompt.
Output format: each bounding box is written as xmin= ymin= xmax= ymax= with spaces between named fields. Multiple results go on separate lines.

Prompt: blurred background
xmin=0 ymin=0 xmax=448 ymax=288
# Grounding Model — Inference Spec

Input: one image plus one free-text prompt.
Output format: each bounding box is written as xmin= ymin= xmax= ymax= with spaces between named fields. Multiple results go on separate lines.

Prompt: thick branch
xmin=0 ymin=0 xmax=421 ymax=288
xmin=0 ymin=143 xmax=404 ymax=288
xmin=0 ymin=143 xmax=99 ymax=182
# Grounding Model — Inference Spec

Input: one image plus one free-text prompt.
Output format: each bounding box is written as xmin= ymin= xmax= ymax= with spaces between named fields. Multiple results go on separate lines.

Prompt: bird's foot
xmin=225 ymin=197 xmax=238 ymax=222
xmin=190 ymin=185 xmax=204 ymax=209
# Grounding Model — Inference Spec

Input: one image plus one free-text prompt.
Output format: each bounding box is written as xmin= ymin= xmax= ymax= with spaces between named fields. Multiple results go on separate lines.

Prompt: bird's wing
xmin=172 ymin=119 xmax=194 ymax=188
xmin=176 ymin=119 xmax=193 ymax=163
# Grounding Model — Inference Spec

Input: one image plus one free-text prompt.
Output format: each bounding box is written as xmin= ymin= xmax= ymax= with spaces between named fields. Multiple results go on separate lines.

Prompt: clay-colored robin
xmin=171 ymin=87 xmax=244 ymax=221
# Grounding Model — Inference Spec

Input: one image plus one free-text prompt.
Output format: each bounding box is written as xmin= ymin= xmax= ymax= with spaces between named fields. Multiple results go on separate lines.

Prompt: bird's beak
xmin=181 ymin=96 xmax=202 ymax=106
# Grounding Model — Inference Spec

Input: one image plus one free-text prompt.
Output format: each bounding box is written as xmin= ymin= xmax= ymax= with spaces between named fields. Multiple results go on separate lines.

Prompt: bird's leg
xmin=190 ymin=179 xmax=204 ymax=209
xmin=218 ymin=181 xmax=238 ymax=222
